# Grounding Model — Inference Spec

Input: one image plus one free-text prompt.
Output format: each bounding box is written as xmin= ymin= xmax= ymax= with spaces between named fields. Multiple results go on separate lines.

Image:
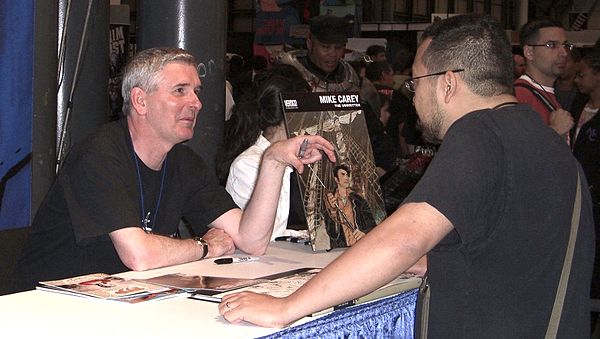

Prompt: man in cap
xmin=277 ymin=15 xmax=360 ymax=92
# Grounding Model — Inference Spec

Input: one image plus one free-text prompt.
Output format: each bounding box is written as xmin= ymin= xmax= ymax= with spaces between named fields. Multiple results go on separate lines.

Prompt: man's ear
xmin=306 ymin=34 xmax=313 ymax=50
xmin=523 ymin=45 xmax=534 ymax=61
xmin=130 ymin=87 xmax=147 ymax=115
xmin=441 ymin=72 xmax=457 ymax=103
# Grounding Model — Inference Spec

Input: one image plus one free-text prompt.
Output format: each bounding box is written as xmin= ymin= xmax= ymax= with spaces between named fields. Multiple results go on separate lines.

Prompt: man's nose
xmin=191 ymin=93 xmax=202 ymax=111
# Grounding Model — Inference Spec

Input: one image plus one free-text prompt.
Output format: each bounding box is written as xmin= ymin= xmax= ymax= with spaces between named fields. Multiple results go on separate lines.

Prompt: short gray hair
xmin=121 ymin=47 xmax=197 ymax=115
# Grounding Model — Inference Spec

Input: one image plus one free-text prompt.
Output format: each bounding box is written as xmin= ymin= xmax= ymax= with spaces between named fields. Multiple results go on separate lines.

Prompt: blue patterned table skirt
xmin=259 ymin=288 xmax=418 ymax=339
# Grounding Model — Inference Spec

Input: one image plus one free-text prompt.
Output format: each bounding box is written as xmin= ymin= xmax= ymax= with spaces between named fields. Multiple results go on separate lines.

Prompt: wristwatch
xmin=194 ymin=236 xmax=209 ymax=260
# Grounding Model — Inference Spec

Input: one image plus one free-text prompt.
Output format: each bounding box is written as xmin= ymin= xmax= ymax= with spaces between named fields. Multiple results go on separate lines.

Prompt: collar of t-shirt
xmin=519 ymin=74 xmax=555 ymax=94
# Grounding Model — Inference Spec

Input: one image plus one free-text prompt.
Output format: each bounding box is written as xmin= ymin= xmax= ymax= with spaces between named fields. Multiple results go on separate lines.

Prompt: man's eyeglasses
xmin=528 ymin=41 xmax=574 ymax=51
xmin=404 ymin=69 xmax=464 ymax=93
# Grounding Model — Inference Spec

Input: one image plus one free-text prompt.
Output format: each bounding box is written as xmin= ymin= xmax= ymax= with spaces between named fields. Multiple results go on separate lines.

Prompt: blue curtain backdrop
xmin=0 ymin=0 xmax=34 ymax=229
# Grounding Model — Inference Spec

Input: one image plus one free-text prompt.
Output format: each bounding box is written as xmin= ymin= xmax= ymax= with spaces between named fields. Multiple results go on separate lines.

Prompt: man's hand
xmin=201 ymin=228 xmax=235 ymax=258
xmin=549 ymin=108 xmax=574 ymax=136
xmin=263 ymin=135 xmax=336 ymax=174
xmin=219 ymin=292 xmax=295 ymax=328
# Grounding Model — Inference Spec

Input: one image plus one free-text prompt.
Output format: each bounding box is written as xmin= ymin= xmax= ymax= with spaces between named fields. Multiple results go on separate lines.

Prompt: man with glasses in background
xmin=515 ymin=18 xmax=575 ymax=142
xmin=219 ymin=14 xmax=594 ymax=338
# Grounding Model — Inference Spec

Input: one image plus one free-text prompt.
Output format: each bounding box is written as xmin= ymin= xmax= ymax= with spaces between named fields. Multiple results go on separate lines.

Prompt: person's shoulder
xmin=230 ymin=142 xmax=265 ymax=168
xmin=73 ymin=121 xmax=126 ymax=156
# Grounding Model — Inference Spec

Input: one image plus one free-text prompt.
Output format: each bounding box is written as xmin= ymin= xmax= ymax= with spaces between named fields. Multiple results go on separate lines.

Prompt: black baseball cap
xmin=310 ymin=15 xmax=350 ymax=44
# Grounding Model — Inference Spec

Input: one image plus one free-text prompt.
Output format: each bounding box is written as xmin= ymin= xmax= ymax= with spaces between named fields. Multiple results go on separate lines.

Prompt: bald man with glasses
xmin=515 ymin=18 xmax=575 ymax=142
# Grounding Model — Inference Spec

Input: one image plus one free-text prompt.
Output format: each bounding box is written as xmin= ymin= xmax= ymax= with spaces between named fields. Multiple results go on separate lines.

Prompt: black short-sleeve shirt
xmin=405 ymin=105 xmax=595 ymax=338
xmin=13 ymin=120 xmax=237 ymax=291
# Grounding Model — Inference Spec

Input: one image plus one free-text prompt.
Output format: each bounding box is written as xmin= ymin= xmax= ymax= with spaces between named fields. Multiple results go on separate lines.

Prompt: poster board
xmin=281 ymin=92 xmax=386 ymax=251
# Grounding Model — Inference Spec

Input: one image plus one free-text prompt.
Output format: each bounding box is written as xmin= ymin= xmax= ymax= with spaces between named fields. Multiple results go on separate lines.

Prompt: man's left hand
xmin=202 ymin=228 xmax=235 ymax=258
xmin=264 ymin=135 xmax=336 ymax=174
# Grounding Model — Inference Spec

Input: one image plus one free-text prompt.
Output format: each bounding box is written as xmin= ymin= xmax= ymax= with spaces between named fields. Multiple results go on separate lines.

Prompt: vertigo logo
xmin=284 ymin=99 xmax=298 ymax=109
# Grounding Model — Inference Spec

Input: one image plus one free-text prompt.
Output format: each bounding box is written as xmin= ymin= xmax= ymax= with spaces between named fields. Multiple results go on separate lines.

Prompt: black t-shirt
xmin=13 ymin=120 xmax=237 ymax=291
xmin=405 ymin=105 xmax=595 ymax=338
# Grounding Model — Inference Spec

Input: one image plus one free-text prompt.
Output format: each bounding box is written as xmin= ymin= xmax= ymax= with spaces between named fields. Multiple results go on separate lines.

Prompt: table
xmin=0 ymin=241 xmax=418 ymax=338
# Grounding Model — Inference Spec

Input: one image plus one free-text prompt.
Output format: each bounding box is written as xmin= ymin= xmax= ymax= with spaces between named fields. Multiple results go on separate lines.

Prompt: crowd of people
xmin=10 ymin=11 xmax=599 ymax=338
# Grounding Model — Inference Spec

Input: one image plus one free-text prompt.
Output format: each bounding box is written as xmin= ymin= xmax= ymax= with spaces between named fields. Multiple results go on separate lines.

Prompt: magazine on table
xmin=281 ymin=91 xmax=387 ymax=252
xmin=37 ymin=273 xmax=183 ymax=304
xmin=134 ymin=273 xmax=269 ymax=295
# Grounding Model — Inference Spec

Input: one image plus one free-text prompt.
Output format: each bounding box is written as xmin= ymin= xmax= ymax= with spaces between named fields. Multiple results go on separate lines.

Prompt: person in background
xmin=572 ymin=50 xmax=600 ymax=332
xmin=12 ymin=47 xmax=335 ymax=292
xmin=249 ymin=55 xmax=268 ymax=81
xmin=218 ymin=67 xmax=311 ymax=240
xmin=277 ymin=15 xmax=360 ymax=92
xmin=378 ymin=92 xmax=391 ymax=127
xmin=512 ymin=53 xmax=526 ymax=79
xmin=366 ymin=60 xmax=410 ymax=158
xmin=555 ymin=48 xmax=588 ymax=114
xmin=218 ymin=14 xmax=595 ymax=338
xmin=349 ymin=57 xmax=381 ymax=117
xmin=365 ymin=44 xmax=386 ymax=62
xmin=514 ymin=18 xmax=574 ymax=142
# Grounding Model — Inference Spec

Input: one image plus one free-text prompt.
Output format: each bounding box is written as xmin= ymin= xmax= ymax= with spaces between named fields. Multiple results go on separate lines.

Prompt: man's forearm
xmin=111 ymin=228 xmax=204 ymax=271
xmin=235 ymin=158 xmax=287 ymax=254
xmin=279 ymin=203 xmax=451 ymax=323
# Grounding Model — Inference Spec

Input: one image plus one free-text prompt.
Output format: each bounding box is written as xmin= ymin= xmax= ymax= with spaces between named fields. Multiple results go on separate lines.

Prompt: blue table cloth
xmin=260 ymin=288 xmax=418 ymax=339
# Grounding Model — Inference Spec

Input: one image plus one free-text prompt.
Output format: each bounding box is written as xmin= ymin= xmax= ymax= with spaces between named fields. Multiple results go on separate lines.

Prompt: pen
xmin=274 ymin=236 xmax=311 ymax=245
xmin=297 ymin=138 xmax=308 ymax=158
xmin=214 ymin=256 xmax=260 ymax=265
xmin=188 ymin=294 xmax=222 ymax=303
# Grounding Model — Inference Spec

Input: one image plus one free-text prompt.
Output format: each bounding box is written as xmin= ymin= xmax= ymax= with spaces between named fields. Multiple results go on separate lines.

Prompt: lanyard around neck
xmin=128 ymin=133 xmax=167 ymax=233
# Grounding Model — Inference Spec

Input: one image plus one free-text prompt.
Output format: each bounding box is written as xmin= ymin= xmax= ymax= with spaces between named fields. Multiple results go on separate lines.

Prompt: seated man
xmin=12 ymin=47 xmax=335 ymax=292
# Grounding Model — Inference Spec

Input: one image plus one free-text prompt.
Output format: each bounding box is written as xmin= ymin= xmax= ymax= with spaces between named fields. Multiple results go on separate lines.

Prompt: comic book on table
xmin=134 ymin=273 xmax=269 ymax=295
xmin=37 ymin=273 xmax=183 ymax=304
xmin=280 ymin=91 xmax=387 ymax=251
xmin=37 ymin=272 xmax=272 ymax=302
xmin=212 ymin=268 xmax=422 ymax=316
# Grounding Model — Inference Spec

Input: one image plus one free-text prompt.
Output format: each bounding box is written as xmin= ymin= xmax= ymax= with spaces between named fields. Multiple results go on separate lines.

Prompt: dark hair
xmin=580 ymin=50 xmax=600 ymax=73
xmin=365 ymin=61 xmax=392 ymax=82
xmin=421 ymin=14 xmax=513 ymax=96
xmin=366 ymin=45 xmax=386 ymax=57
xmin=216 ymin=67 xmax=310 ymax=185
xmin=333 ymin=164 xmax=351 ymax=179
xmin=378 ymin=92 xmax=390 ymax=107
xmin=569 ymin=47 xmax=583 ymax=63
xmin=251 ymin=55 xmax=268 ymax=71
xmin=310 ymin=15 xmax=350 ymax=44
xmin=519 ymin=18 xmax=564 ymax=47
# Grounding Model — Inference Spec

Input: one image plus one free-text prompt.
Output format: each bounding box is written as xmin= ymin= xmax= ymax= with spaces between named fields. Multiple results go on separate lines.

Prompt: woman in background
xmin=216 ymin=66 xmax=310 ymax=240
xmin=573 ymin=49 xmax=600 ymax=332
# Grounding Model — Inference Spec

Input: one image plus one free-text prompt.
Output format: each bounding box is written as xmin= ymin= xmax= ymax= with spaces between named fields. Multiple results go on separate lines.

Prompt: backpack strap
xmin=514 ymin=82 xmax=557 ymax=112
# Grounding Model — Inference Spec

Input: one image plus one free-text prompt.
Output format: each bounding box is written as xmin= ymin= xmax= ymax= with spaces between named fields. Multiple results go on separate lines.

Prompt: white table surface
xmin=0 ymin=241 xmax=345 ymax=339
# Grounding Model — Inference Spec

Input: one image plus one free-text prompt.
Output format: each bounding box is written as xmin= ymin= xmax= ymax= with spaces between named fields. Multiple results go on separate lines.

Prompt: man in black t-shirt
xmin=218 ymin=15 xmax=595 ymax=338
xmin=12 ymin=47 xmax=335 ymax=292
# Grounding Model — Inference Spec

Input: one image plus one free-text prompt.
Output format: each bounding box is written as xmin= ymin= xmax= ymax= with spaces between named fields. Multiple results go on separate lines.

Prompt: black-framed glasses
xmin=528 ymin=41 xmax=574 ymax=51
xmin=404 ymin=69 xmax=464 ymax=92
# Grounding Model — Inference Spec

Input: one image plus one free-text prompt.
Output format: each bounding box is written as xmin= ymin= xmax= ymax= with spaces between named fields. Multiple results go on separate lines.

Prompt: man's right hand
xmin=201 ymin=228 xmax=235 ymax=258
xmin=549 ymin=108 xmax=574 ymax=136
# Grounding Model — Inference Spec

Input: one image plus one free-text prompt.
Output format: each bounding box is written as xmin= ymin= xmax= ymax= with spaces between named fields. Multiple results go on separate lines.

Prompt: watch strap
xmin=194 ymin=237 xmax=209 ymax=260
